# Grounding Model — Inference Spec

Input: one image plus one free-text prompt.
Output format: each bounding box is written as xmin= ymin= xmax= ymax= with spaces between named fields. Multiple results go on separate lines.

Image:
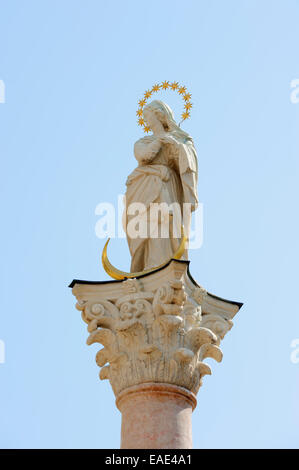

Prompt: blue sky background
xmin=0 ymin=0 xmax=299 ymax=449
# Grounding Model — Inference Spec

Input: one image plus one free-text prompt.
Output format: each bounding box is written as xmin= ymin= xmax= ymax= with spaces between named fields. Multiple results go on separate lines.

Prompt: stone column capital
xmin=70 ymin=260 xmax=242 ymax=398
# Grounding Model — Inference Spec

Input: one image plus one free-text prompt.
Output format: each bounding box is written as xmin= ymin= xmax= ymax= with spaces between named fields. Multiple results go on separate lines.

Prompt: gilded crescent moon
xmin=101 ymin=227 xmax=188 ymax=281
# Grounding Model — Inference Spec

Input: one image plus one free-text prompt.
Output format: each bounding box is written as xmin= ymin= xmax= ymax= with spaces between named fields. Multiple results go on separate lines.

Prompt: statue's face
xmin=143 ymin=108 xmax=160 ymax=129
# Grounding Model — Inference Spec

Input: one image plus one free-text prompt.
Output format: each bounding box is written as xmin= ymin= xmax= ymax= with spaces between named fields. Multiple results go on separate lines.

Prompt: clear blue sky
xmin=0 ymin=0 xmax=299 ymax=449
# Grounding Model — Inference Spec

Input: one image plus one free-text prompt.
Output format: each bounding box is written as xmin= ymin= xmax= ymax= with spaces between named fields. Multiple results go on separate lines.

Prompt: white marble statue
xmin=124 ymin=100 xmax=199 ymax=272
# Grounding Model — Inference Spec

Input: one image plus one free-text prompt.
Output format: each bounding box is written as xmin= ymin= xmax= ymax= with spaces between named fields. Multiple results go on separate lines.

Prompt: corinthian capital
xmin=70 ymin=260 xmax=242 ymax=397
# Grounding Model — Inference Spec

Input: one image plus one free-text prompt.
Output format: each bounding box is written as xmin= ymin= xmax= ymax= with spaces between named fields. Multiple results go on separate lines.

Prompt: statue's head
xmin=143 ymin=100 xmax=192 ymax=144
xmin=143 ymin=100 xmax=176 ymax=132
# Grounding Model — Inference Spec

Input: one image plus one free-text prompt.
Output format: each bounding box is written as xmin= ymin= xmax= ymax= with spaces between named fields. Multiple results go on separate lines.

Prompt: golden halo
xmin=136 ymin=81 xmax=193 ymax=133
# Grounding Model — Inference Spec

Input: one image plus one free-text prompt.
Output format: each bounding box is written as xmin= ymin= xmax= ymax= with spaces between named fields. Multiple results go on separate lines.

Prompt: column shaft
xmin=116 ymin=383 xmax=197 ymax=449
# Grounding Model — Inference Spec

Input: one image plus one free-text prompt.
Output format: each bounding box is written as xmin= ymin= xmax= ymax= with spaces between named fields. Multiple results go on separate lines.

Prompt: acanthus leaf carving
xmin=75 ymin=275 xmax=229 ymax=396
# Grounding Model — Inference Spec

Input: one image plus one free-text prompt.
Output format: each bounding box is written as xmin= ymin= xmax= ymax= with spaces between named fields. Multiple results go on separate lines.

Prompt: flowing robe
xmin=124 ymin=132 xmax=198 ymax=272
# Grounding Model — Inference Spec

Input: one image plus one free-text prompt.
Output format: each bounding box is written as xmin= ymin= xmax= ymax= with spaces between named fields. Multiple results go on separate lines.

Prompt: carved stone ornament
xmin=70 ymin=260 xmax=242 ymax=398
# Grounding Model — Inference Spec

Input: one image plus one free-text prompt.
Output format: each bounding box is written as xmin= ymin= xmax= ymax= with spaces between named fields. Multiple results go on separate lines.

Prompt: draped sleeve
xmin=177 ymin=139 xmax=199 ymax=211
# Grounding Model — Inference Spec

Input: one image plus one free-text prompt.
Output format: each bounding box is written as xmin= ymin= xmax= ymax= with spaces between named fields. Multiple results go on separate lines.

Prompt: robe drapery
xmin=124 ymin=133 xmax=198 ymax=272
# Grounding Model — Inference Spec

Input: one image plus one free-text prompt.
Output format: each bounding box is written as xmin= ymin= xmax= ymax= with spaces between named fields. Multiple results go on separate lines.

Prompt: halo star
xmin=183 ymin=93 xmax=192 ymax=101
xmin=181 ymin=111 xmax=190 ymax=120
xmin=171 ymin=81 xmax=179 ymax=90
xmin=184 ymin=102 xmax=193 ymax=110
xmin=138 ymin=99 xmax=146 ymax=108
xmin=152 ymin=84 xmax=160 ymax=92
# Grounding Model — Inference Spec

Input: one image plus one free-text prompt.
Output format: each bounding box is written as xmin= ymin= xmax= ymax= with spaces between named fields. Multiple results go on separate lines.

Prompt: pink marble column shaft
xmin=116 ymin=382 xmax=197 ymax=449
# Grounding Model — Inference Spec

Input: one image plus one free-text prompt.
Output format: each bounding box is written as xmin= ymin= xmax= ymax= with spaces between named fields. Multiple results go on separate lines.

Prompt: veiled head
xmin=143 ymin=100 xmax=192 ymax=144
xmin=143 ymin=100 xmax=177 ymax=132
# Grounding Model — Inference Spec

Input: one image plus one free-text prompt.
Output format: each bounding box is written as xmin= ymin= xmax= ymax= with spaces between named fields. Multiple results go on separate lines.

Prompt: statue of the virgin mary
xmin=124 ymin=100 xmax=198 ymax=272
